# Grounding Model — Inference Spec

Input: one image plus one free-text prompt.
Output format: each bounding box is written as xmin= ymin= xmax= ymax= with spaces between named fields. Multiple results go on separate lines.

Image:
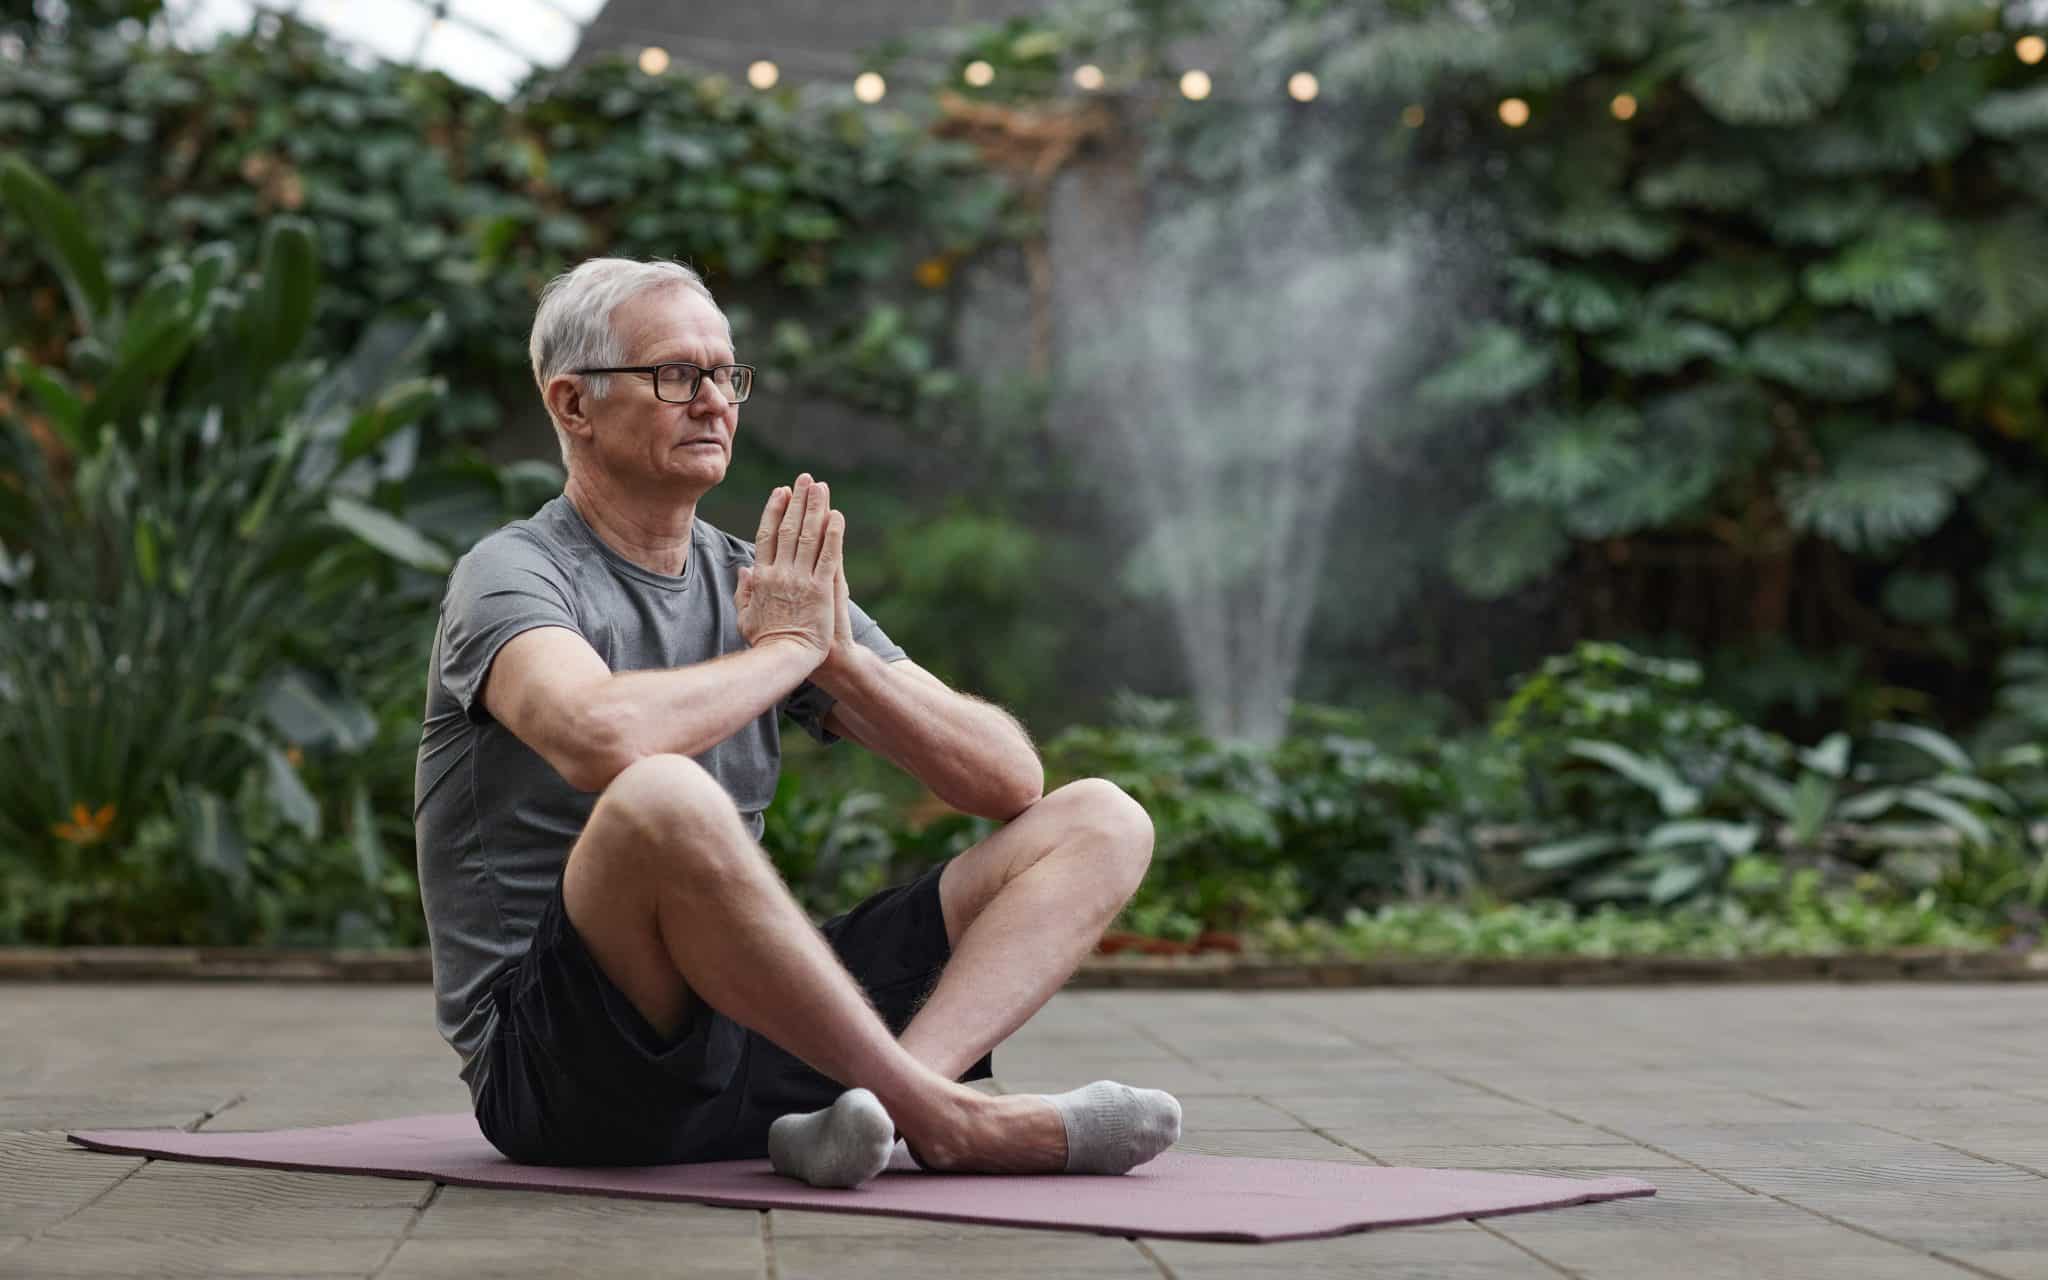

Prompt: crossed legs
xmin=559 ymin=755 xmax=1155 ymax=1174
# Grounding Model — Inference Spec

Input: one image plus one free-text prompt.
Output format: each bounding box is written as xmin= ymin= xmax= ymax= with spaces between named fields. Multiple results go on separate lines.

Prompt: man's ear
xmin=544 ymin=374 xmax=594 ymax=448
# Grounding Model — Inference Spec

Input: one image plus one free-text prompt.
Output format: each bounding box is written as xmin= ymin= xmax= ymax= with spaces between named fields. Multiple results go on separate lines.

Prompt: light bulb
xmin=1180 ymin=69 xmax=1211 ymax=100
xmin=747 ymin=59 xmax=779 ymax=90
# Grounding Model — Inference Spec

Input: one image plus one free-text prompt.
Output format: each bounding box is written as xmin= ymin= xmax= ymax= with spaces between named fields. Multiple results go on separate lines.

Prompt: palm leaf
xmin=1446 ymin=501 xmax=1568 ymax=600
xmin=1680 ymin=7 xmax=1855 ymax=125
xmin=1634 ymin=158 xmax=1769 ymax=211
xmin=1417 ymin=324 xmax=1554 ymax=407
xmin=1756 ymin=185 xmax=1882 ymax=247
xmin=1802 ymin=214 xmax=1951 ymax=319
xmin=1935 ymin=215 xmax=2048 ymax=345
xmin=1743 ymin=330 xmax=1895 ymax=400
xmin=1596 ymin=316 xmax=1738 ymax=376
xmin=1778 ymin=423 xmax=1984 ymax=553
xmin=1492 ymin=404 xmax=1644 ymax=507
xmin=1507 ymin=258 xmax=1637 ymax=332
xmin=1525 ymin=199 xmax=1682 ymax=261
xmin=1972 ymin=85 xmax=2048 ymax=140
xmin=1653 ymin=259 xmax=1795 ymax=329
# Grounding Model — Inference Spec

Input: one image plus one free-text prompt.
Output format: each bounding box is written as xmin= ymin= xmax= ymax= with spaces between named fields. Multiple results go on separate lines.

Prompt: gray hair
xmin=528 ymin=257 xmax=730 ymax=469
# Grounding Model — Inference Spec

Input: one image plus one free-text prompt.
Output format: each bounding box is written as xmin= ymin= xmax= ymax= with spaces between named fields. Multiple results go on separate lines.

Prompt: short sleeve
xmin=781 ymin=596 xmax=908 ymax=746
xmin=437 ymin=534 xmax=582 ymax=724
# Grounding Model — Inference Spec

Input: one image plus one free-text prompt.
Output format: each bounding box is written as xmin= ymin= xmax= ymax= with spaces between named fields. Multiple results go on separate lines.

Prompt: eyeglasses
xmin=574 ymin=362 xmax=755 ymax=405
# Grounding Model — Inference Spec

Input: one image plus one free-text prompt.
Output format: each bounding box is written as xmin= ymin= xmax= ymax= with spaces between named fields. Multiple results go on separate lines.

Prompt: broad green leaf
xmin=1802 ymin=215 xmax=1950 ymax=319
xmin=326 ymin=495 xmax=453 ymax=573
xmin=1648 ymin=860 xmax=1711 ymax=904
xmin=1646 ymin=821 xmax=1759 ymax=855
xmin=1446 ymin=502 xmax=1567 ymax=600
xmin=1567 ymin=739 xmax=1701 ymax=816
xmin=1778 ymin=425 xmax=1982 ymax=554
xmin=1743 ymin=331 xmax=1894 ymax=400
xmin=1596 ymin=317 xmax=1736 ymax=376
xmin=1738 ymin=765 xmax=1800 ymax=820
xmin=0 ymin=152 xmax=111 ymax=329
xmin=183 ymin=789 xmax=248 ymax=889
xmin=260 ymin=669 xmax=378 ymax=752
xmin=1871 ymin=722 xmax=1973 ymax=772
xmin=1527 ymin=199 xmax=1682 ymax=261
xmin=1972 ymin=85 xmax=2048 ymax=139
xmin=266 ymin=746 xmax=321 ymax=838
xmin=247 ymin=217 xmax=320 ymax=371
xmin=1800 ymin=732 xmax=1850 ymax=779
xmin=1523 ymin=833 xmax=1627 ymax=869
xmin=350 ymin=782 xmax=384 ymax=890
xmin=1680 ymin=7 xmax=1854 ymax=125
xmin=1936 ymin=216 xmax=2048 ymax=346
xmin=1837 ymin=786 xmax=1902 ymax=821
xmin=1927 ymin=774 xmax=2017 ymax=814
xmin=1492 ymin=405 xmax=1642 ymax=506
xmin=1417 ymin=325 xmax=1553 ymax=408
xmin=1897 ymin=786 xmax=1992 ymax=848
xmin=1634 ymin=158 xmax=1769 ymax=211
xmin=3 ymin=350 xmax=86 ymax=449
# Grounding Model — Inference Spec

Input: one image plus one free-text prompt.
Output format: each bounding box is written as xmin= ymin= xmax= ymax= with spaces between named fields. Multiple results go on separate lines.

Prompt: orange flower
xmin=285 ymin=746 xmax=305 ymax=769
xmin=51 ymin=802 xmax=116 ymax=845
xmin=914 ymin=256 xmax=953 ymax=289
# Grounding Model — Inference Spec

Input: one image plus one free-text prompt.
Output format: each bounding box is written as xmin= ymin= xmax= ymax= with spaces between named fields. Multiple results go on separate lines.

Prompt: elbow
xmin=556 ymin=703 xmax=645 ymax=793
xmin=995 ymin=767 xmax=1044 ymax=821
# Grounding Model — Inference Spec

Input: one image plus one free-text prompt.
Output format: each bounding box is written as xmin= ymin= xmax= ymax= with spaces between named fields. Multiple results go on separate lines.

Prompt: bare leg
xmin=898 ymin=838 xmax=1139 ymax=1082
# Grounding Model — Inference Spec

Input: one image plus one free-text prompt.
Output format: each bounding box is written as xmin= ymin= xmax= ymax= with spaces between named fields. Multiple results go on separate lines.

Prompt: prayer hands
xmin=737 ymin=473 xmax=843 ymax=662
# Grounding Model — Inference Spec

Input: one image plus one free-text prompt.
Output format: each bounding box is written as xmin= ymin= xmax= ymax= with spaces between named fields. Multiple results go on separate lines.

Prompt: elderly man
xmin=414 ymin=257 xmax=1181 ymax=1189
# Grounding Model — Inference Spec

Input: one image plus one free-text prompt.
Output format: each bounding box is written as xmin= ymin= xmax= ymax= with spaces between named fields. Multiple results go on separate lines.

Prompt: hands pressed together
xmin=736 ymin=473 xmax=856 ymax=670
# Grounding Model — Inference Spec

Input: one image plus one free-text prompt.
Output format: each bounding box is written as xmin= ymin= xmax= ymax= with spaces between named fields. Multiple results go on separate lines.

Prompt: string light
xmin=1073 ymin=63 xmax=1104 ymax=90
xmin=1180 ymin=69 xmax=1211 ymax=100
xmin=1498 ymin=97 xmax=1530 ymax=127
xmin=637 ymin=46 xmax=669 ymax=75
xmin=747 ymin=59 xmax=779 ymax=89
xmin=964 ymin=59 xmax=994 ymax=87
xmin=2019 ymin=35 xmax=2046 ymax=64
xmin=1610 ymin=92 xmax=1637 ymax=120
xmin=854 ymin=71 xmax=887 ymax=103
xmin=1400 ymin=104 xmax=1425 ymax=127
xmin=1287 ymin=71 xmax=1318 ymax=102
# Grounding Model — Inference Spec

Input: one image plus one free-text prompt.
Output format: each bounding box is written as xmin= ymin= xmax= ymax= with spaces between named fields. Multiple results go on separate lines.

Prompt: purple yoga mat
xmin=68 ymin=1113 xmax=1654 ymax=1243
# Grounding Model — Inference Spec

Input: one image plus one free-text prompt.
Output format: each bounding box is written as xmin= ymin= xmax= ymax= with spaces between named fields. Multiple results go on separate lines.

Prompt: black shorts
xmin=474 ymin=857 xmax=995 ymax=1167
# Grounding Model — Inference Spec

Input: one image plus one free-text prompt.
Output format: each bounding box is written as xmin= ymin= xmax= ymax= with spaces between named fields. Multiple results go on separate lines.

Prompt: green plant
xmin=0 ymin=152 xmax=510 ymax=944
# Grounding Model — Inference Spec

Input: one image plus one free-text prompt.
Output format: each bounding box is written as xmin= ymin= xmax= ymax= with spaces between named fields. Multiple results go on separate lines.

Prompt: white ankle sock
xmin=1044 ymin=1080 xmax=1183 ymax=1174
xmin=767 ymin=1088 xmax=896 ymax=1189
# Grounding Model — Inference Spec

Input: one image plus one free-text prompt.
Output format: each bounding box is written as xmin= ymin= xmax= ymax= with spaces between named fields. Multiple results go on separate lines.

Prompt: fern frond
xmin=1322 ymin=17 xmax=1493 ymax=97
xmin=1563 ymin=382 xmax=1771 ymax=537
xmin=1778 ymin=422 xmax=1985 ymax=553
xmin=1680 ymin=7 xmax=1855 ymax=125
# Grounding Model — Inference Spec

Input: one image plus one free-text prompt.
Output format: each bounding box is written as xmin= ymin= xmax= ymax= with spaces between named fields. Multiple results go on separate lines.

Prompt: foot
xmin=767 ymin=1088 xmax=896 ymax=1188
xmin=902 ymin=1080 xmax=1182 ymax=1175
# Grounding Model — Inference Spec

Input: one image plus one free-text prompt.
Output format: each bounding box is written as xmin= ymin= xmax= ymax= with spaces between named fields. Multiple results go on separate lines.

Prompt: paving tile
xmin=412 ymin=1184 xmax=758 ymax=1239
xmin=1949 ymin=1249 xmax=2048 ymax=1279
xmin=0 ymin=1132 xmax=143 ymax=1236
xmin=1364 ymin=1143 xmax=1684 ymax=1169
xmin=772 ymin=1229 xmax=1154 ymax=1278
xmin=1174 ymin=1129 xmax=1365 ymax=1161
xmin=0 ymin=1232 xmax=395 ymax=1277
xmin=1151 ymin=1221 xmax=1564 ymax=1278
xmin=381 ymin=1232 xmax=762 ymax=1279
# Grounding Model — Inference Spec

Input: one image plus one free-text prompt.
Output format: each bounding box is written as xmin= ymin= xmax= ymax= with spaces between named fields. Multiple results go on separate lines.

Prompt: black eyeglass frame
xmin=573 ymin=362 xmax=756 ymax=404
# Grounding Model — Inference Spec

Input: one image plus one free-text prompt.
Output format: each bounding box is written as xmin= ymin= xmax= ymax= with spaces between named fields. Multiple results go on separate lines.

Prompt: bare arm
xmin=816 ymin=650 xmax=1042 ymax=821
xmin=484 ymin=476 xmax=845 ymax=792
xmin=483 ymin=627 xmax=822 ymax=792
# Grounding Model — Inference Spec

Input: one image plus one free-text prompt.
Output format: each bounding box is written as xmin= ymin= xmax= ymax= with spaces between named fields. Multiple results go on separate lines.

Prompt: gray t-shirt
xmin=413 ymin=494 xmax=906 ymax=1103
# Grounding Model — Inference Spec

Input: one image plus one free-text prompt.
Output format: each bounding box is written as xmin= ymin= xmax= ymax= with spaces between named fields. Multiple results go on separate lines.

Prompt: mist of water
xmin=1063 ymin=156 xmax=1424 ymax=745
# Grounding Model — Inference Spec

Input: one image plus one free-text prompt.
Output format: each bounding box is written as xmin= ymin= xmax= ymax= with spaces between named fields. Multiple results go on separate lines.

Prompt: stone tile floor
xmin=1 ymin=981 xmax=2042 ymax=1278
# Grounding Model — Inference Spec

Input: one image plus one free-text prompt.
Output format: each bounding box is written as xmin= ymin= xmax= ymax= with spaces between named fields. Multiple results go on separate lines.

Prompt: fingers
xmin=776 ymin=474 xmax=812 ymax=565
xmin=754 ymin=487 xmax=791 ymax=564
xmin=819 ymin=510 xmax=845 ymax=580
xmin=798 ymin=478 xmax=831 ymax=574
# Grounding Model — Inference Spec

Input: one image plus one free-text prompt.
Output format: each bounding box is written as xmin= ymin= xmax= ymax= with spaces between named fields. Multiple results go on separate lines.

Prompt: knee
xmin=1042 ymin=777 xmax=1154 ymax=893
xmin=597 ymin=754 xmax=747 ymax=873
